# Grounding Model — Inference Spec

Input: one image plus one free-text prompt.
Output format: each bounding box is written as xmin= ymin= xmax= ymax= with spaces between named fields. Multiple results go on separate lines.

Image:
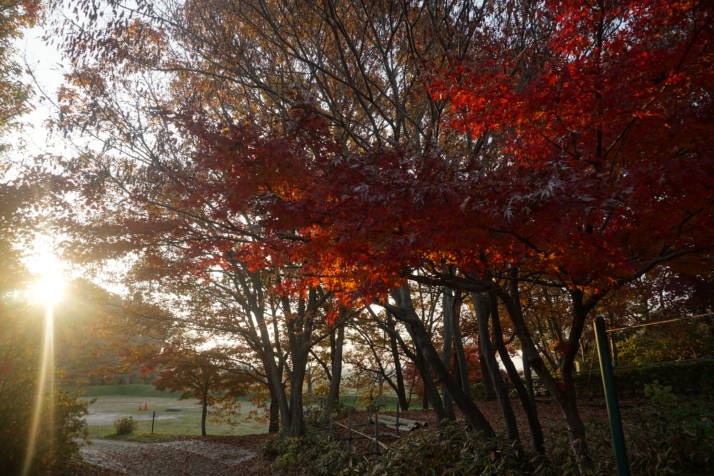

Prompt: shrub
xmin=114 ymin=416 xmax=137 ymax=435
xmin=371 ymin=423 xmax=538 ymax=476
xmin=544 ymin=397 xmax=714 ymax=475
xmin=574 ymin=358 xmax=714 ymax=397
xmin=643 ymin=380 xmax=678 ymax=406
xmin=261 ymin=432 xmax=352 ymax=476
xmin=626 ymin=399 xmax=714 ymax=474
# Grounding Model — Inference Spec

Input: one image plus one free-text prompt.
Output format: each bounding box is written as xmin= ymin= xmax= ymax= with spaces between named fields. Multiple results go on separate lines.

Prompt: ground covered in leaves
xmin=76 ymin=396 xmax=713 ymax=475
xmin=77 ymin=434 xmax=272 ymax=475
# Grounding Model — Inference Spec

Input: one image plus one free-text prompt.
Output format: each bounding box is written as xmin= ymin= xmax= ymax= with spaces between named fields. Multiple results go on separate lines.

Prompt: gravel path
xmin=80 ymin=438 xmax=256 ymax=475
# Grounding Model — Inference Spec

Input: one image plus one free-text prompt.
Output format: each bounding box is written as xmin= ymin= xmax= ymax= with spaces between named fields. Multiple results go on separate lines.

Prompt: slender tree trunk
xmin=282 ymin=289 xmax=320 ymax=437
xmin=260 ymin=342 xmax=290 ymax=432
xmin=414 ymin=346 xmax=446 ymax=420
xmin=524 ymin=357 xmax=534 ymax=401
xmin=479 ymin=344 xmax=497 ymax=400
xmin=387 ymin=309 xmax=443 ymax=417
xmin=201 ymin=387 xmax=208 ymax=436
xmin=473 ymin=293 xmax=519 ymax=443
xmin=390 ymin=285 xmax=495 ymax=437
xmin=288 ymin=349 xmax=308 ymax=436
xmin=422 ymin=388 xmax=430 ymax=410
xmin=490 ymin=293 xmax=544 ymax=454
xmin=497 ymin=276 xmax=592 ymax=466
xmin=326 ymin=324 xmax=345 ymax=413
xmin=389 ymin=327 xmax=410 ymax=410
xmin=451 ymin=297 xmax=471 ymax=397
xmin=306 ymin=367 xmax=313 ymax=396
xmin=441 ymin=290 xmax=456 ymax=420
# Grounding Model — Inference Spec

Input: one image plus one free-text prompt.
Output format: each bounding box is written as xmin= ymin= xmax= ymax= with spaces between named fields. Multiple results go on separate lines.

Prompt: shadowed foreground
xmin=80 ymin=439 xmax=256 ymax=475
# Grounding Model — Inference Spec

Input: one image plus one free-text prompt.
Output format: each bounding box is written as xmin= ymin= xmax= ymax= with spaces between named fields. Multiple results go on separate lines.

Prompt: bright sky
xmin=10 ymin=25 xmax=133 ymax=297
xmin=16 ymin=25 xmax=66 ymax=157
xmin=7 ymin=27 xmax=67 ymax=293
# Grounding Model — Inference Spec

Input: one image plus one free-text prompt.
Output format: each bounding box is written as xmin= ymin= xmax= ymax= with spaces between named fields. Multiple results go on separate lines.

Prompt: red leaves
xmin=422 ymin=0 xmax=714 ymax=289
xmin=60 ymin=0 xmax=713 ymax=312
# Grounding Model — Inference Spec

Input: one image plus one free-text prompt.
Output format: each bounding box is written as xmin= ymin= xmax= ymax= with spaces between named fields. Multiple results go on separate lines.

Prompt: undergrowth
xmin=262 ymin=396 xmax=714 ymax=476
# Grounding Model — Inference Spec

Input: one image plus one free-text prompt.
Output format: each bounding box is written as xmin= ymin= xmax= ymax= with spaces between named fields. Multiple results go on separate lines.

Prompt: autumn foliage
xmin=171 ymin=0 xmax=714 ymax=302
xmin=43 ymin=0 xmax=714 ymax=460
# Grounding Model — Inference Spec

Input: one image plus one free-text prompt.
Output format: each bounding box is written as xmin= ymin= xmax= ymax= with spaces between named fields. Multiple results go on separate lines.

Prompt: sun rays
xmin=21 ymin=234 xmax=65 ymax=475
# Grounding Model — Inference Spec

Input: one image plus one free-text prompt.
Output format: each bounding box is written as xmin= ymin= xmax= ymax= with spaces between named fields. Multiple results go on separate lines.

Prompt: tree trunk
xmin=288 ymin=350 xmax=308 ymax=436
xmin=306 ymin=367 xmax=313 ymax=396
xmin=326 ymin=324 xmax=345 ymax=413
xmin=374 ymin=312 xmax=412 ymax=411
xmin=387 ymin=309 xmax=444 ymax=418
xmin=388 ymin=322 xmax=410 ymax=410
xmin=479 ymin=344 xmax=497 ymax=400
xmin=268 ymin=394 xmax=280 ymax=433
xmin=201 ymin=387 xmax=208 ymax=436
xmin=282 ymin=289 xmax=320 ymax=437
xmin=390 ymin=285 xmax=495 ymax=437
xmin=441 ymin=290 xmax=456 ymax=420
xmin=490 ymin=293 xmax=544 ymax=454
xmin=422 ymin=388 xmax=430 ymax=410
xmin=524 ymin=357 xmax=534 ymax=401
xmin=451 ymin=296 xmax=471 ymax=397
xmin=473 ymin=293 xmax=519 ymax=443
xmin=497 ymin=277 xmax=592 ymax=466
xmin=414 ymin=346 xmax=445 ymax=419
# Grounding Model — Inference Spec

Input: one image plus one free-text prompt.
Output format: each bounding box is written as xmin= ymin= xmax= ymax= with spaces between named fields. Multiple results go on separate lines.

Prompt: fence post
xmin=373 ymin=408 xmax=380 ymax=455
xmin=594 ymin=315 xmax=630 ymax=476
xmin=347 ymin=408 xmax=353 ymax=455
xmin=396 ymin=402 xmax=400 ymax=438
xmin=151 ymin=411 xmax=155 ymax=434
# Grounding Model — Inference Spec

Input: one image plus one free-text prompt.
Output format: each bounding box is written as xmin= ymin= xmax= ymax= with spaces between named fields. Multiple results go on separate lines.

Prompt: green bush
xmin=626 ymin=401 xmax=714 ymax=475
xmin=574 ymin=358 xmax=714 ymax=397
xmin=261 ymin=432 xmax=352 ymax=476
xmin=263 ymin=405 xmax=714 ymax=476
xmin=353 ymin=423 xmax=535 ymax=476
xmin=615 ymin=319 xmax=714 ymax=366
xmin=643 ymin=380 xmax=677 ymax=406
xmin=114 ymin=416 xmax=137 ymax=435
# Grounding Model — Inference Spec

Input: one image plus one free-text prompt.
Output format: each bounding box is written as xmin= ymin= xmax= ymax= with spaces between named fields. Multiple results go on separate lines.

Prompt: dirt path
xmin=80 ymin=438 xmax=257 ymax=475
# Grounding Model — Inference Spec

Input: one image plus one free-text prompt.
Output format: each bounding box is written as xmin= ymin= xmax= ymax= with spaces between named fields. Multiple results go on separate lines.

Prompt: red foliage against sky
xmin=426 ymin=0 xmax=714 ymax=287
xmin=173 ymin=0 xmax=712 ymax=303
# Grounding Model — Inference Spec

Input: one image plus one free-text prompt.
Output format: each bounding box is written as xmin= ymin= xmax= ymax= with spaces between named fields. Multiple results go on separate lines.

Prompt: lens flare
xmin=22 ymin=303 xmax=56 ymax=476
xmin=21 ymin=235 xmax=64 ymax=475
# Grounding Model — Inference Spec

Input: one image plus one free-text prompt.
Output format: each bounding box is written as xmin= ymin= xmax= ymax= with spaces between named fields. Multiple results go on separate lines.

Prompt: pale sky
xmin=16 ymin=25 xmax=67 ymax=157
xmin=10 ymin=25 xmax=134 ymax=297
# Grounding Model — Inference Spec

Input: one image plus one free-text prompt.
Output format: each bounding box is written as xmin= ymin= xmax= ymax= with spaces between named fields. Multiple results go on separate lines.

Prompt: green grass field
xmin=76 ymin=385 xmax=268 ymax=438
xmin=74 ymin=384 xmax=404 ymax=439
xmin=67 ymin=384 xmax=180 ymax=398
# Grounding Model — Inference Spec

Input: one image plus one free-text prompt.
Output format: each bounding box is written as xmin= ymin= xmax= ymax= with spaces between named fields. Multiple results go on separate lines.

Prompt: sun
xmin=24 ymin=235 xmax=67 ymax=306
xmin=31 ymin=271 xmax=65 ymax=306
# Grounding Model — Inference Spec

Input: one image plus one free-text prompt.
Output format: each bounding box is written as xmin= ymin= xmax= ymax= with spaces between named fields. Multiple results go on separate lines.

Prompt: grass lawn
xmin=78 ymin=387 xmax=268 ymax=438
xmin=68 ymin=384 xmax=181 ymax=398
xmin=74 ymin=385 xmax=402 ymax=438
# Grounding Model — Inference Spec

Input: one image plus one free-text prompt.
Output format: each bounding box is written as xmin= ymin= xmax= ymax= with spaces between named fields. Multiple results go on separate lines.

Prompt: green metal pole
xmin=594 ymin=315 xmax=630 ymax=476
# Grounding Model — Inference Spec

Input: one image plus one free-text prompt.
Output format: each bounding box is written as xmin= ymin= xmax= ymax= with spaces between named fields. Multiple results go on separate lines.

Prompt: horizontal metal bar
xmin=332 ymin=421 xmax=389 ymax=450
xmin=606 ymin=312 xmax=714 ymax=333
